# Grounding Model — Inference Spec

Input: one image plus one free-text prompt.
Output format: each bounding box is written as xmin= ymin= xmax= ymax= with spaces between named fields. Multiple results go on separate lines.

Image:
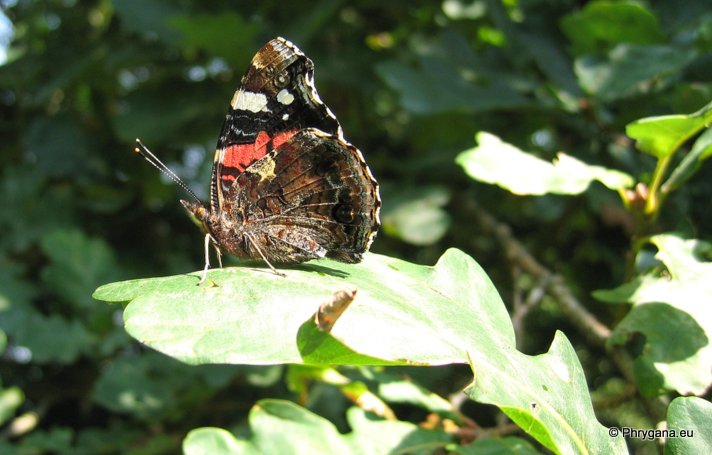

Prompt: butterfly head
xmin=181 ymin=199 xmax=211 ymax=233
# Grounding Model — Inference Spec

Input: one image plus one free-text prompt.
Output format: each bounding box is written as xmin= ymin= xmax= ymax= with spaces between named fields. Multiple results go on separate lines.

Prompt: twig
xmin=463 ymin=198 xmax=669 ymax=421
xmin=464 ymin=199 xmax=610 ymax=347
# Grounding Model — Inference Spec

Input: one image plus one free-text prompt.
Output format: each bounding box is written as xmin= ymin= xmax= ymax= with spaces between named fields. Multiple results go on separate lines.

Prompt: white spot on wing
xmin=276 ymin=89 xmax=295 ymax=105
xmin=282 ymin=113 xmax=289 ymax=121
xmin=231 ymin=90 xmax=270 ymax=113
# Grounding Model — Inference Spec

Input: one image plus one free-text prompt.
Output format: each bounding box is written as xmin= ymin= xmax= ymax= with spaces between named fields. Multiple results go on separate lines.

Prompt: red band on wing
xmin=219 ymin=131 xmax=272 ymax=182
xmin=272 ymin=130 xmax=298 ymax=149
xmin=218 ymin=130 xmax=298 ymax=182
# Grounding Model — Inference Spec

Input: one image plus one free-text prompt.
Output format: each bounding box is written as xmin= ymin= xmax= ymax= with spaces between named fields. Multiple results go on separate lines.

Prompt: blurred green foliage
xmin=1 ymin=0 xmax=711 ymax=453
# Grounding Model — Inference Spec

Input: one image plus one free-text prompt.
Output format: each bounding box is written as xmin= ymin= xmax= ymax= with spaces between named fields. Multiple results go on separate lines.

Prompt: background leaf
xmin=560 ymin=1 xmax=664 ymax=55
xmin=184 ymin=399 xmax=452 ymax=455
xmin=456 ymin=132 xmax=633 ymax=195
xmin=626 ymin=100 xmax=712 ymax=158
xmin=575 ymin=44 xmax=697 ymax=102
xmin=595 ymin=234 xmax=712 ymax=396
xmin=666 ymin=397 xmax=712 ymax=454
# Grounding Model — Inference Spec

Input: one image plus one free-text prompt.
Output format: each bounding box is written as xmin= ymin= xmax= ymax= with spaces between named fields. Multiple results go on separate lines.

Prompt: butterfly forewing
xmin=184 ymin=37 xmax=380 ymax=271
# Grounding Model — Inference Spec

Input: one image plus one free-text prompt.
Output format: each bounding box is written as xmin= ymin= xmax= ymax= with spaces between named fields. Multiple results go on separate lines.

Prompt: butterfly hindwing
xmin=218 ymin=128 xmax=379 ymax=263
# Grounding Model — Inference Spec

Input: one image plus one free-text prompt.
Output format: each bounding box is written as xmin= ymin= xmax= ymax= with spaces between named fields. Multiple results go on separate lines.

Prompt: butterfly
xmin=136 ymin=37 xmax=381 ymax=282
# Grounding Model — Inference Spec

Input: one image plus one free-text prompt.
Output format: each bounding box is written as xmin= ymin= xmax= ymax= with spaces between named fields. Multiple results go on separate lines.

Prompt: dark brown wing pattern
xmin=211 ymin=128 xmax=380 ymax=264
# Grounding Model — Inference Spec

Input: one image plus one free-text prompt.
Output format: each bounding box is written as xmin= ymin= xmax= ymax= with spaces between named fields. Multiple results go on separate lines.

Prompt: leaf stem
xmin=645 ymin=155 xmax=672 ymax=218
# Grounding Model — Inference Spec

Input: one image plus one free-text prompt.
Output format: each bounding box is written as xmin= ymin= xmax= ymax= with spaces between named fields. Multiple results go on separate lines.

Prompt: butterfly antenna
xmin=133 ymin=138 xmax=202 ymax=203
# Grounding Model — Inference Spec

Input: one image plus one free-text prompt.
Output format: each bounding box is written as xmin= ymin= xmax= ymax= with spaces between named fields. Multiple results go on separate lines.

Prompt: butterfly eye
xmin=275 ymin=72 xmax=290 ymax=88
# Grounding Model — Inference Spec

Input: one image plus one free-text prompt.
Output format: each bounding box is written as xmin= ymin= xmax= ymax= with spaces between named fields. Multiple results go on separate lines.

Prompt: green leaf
xmin=24 ymin=115 xmax=96 ymax=178
xmin=183 ymin=400 xmax=451 ymax=455
xmin=375 ymin=33 xmax=530 ymax=114
xmin=94 ymin=249 xmax=514 ymax=366
xmin=41 ymin=229 xmax=118 ymax=311
xmin=380 ymin=185 xmax=451 ymax=245
xmin=664 ymin=127 xmax=712 ymax=192
xmin=184 ymin=427 xmax=256 ymax=455
xmin=97 ymin=249 xmax=620 ymax=452
xmin=93 ymin=352 xmax=237 ymax=420
xmin=595 ymin=234 xmax=712 ymax=395
xmin=343 ymin=406 xmax=452 ymax=453
xmin=17 ymin=427 xmax=74 ymax=454
xmin=626 ymin=101 xmax=712 ymax=158
xmin=0 ymin=166 xmax=74 ymax=253
xmin=252 ymin=399 xmax=354 ymax=454
xmin=373 ymin=372 xmax=456 ymax=418
xmin=456 ymin=132 xmax=633 ymax=195
xmin=14 ymin=314 xmax=95 ymax=364
xmin=0 ymin=259 xmax=94 ymax=364
xmin=665 ymin=397 xmax=712 ymax=455
xmin=560 ymin=1 xmax=664 ymax=55
xmin=575 ymin=44 xmax=697 ymax=102
xmin=465 ymin=331 xmax=626 ymax=454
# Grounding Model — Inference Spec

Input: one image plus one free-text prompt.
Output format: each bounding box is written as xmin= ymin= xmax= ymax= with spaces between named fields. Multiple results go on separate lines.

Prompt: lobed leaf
xmin=93 ymin=249 xmax=513 ymax=366
xmin=456 ymin=132 xmax=633 ymax=195
xmin=96 ymin=249 xmax=624 ymax=453
xmin=595 ymin=234 xmax=712 ymax=395
xmin=183 ymin=399 xmax=451 ymax=455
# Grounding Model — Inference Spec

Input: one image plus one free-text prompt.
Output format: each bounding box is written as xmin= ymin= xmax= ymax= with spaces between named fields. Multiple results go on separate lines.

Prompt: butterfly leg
xmin=198 ymin=233 xmax=220 ymax=285
xmin=245 ymin=232 xmax=286 ymax=277
xmin=213 ymin=241 xmax=223 ymax=268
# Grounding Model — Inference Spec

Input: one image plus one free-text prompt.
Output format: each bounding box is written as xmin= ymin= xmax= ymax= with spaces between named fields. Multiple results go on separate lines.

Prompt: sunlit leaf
xmin=594 ymin=234 xmax=712 ymax=395
xmin=456 ymin=132 xmax=633 ymax=195
xmin=626 ymin=100 xmax=712 ymax=158
xmin=93 ymin=250 xmax=513 ymax=366
xmin=183 ymin=400 xmax=451 ymax=455
xmin=95 ymin=249 xmax=623 ymax=452
xmin=184 ymin=427 xmax=256 ymax=455
xmin=465 ymin=331 xmax=625 ymax=454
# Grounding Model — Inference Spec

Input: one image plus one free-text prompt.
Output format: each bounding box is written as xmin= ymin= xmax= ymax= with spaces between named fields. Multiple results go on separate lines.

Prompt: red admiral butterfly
xmin=136 ymin=37 xmax=381 ymax=281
